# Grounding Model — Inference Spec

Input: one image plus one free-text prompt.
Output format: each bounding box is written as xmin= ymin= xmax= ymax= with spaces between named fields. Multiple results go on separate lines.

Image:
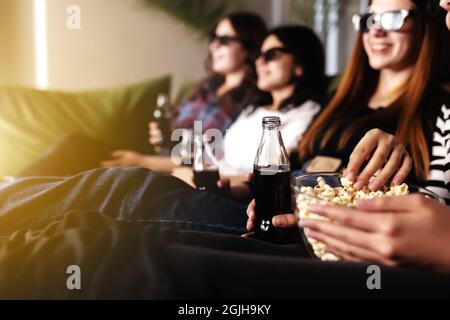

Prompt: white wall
xmin=45 ymin=0 xmax=210 ymax=96
xmin=0 ymin=0 xmax=357 ymax=94
xmin=0 ymin=0 xmax=213 ymax=98
xmin=0 ymin=0 xmax=35 ymax=87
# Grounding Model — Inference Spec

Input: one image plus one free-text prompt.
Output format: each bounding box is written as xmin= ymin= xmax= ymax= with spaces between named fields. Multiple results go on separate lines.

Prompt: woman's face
xmin=363 ymin=0 xmax=419 ymax=71
xmin=209 ymin=19 xmax=248 ymax=75
xmin=255 ymin=35 xmax=302 ymax=92
xmin=440 ymin=0 xmax=450 ymax=30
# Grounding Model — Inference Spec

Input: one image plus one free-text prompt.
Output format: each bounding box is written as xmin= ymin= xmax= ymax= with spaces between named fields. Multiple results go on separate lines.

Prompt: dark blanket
xmin=0 ymin=168 xmax=449 ymax=299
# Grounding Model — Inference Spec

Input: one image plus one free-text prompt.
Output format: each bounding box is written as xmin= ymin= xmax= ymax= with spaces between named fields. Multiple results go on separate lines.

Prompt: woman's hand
xmin=344 ymin=129 xmax=412 ymax=191
xmin=100 ymin=150 xmax=147 ymax=168
xmin=245 ymin=199 xmax=298 ymax=232
xmin=148 ymin=121 xmax=163 ymax=146
xmin=300 ymin=195 xmax=450 ymax=273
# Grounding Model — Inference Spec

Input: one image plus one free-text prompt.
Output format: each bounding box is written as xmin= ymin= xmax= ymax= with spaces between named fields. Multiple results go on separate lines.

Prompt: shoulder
xmin=423 ymin=85 xmax=450 ymax=109
xmin=287 ymin=100 xmax=321 ymax=115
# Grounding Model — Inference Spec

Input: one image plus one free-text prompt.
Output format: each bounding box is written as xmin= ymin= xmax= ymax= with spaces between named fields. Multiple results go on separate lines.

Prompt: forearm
xmin=140 ymin=156 xmax=178 ymax=173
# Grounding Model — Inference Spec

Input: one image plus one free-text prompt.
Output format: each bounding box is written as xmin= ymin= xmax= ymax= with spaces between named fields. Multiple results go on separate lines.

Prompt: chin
xmin=368 ymin=61 xmax=386 ymax=70
xmin=257 ymin=79 xmax=272 ymax=90
xmin=212 ymin=66 xmax=229 ymax=74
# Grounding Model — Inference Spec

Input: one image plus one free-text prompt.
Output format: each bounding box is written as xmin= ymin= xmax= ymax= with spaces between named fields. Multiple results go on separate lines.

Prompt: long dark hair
xmin=299 ymin=1 xmax=450 ymax=180
xmin=191 ymin=12 xmax=268 ymax=107
xmin=250 ymin=25 xmax=326 ymax=112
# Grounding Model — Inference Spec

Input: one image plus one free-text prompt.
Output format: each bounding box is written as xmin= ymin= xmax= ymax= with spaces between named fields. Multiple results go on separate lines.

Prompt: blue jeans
xmin=0 ymin=167 xmax=248 ymax=237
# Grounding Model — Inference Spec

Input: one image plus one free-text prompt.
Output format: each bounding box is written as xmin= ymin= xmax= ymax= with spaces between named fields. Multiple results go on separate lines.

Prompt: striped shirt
xmin=425 ymin=103 xmax=450 ymax=205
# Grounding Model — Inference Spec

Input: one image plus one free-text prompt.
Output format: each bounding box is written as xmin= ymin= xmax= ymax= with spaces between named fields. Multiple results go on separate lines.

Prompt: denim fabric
xmin=0 ymin=167 xmax=247 ymax=237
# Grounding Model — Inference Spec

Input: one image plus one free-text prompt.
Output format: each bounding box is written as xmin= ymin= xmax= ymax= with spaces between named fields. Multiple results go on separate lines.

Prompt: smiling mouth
xmin=371 ymin=43 xmax=392 ymax=53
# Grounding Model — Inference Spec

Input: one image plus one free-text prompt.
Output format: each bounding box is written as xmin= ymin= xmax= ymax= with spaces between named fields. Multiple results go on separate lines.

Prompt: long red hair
xmin=299 ymin=7 xmax=450 ymax=180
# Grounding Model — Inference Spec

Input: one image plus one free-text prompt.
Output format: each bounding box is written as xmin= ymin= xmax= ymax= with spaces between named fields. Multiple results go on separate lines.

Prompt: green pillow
xmin=0 ymin=76 xmax=171 ymax=176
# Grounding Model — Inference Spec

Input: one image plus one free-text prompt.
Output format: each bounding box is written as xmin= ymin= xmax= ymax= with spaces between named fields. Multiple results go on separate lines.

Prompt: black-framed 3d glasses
xmin=209 ymin=33 xmax=242 ymax=46
xmin=352 ymin=9 xmax=418 ymax=33
xmin=257 ymin=47 xmax=294 ymax=62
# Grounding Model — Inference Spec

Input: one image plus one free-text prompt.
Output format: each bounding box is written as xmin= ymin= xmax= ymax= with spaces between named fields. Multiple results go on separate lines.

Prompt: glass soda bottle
xmin=193 ymin=132 xmax=221 ymax=195
xmin=253 ymin=116 xmax=295 ymax=243
xmin=152 ymin=93 xmax=172 ymax=154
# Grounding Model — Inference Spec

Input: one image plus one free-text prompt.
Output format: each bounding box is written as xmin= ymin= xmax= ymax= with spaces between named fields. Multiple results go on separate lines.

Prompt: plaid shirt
xmin=171 ymin=91 xmax=239 ymax=134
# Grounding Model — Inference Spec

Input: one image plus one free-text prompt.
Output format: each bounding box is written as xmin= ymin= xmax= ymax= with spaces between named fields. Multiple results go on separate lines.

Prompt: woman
xmin=100 ymin=12 xmax=268 ymax=172
xmin=287 ymin=0 xmax=450 ymax=272
xmin=172 ymin=25 xmax=325 ymax=189
xmin=247 ymin=0 xmax=450 ymax=272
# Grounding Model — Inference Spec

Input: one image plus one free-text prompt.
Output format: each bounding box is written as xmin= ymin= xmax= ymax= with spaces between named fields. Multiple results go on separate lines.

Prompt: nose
xmin=255 ymin=55 xmax=265 ymax=67
xmin=367 ymin=24 xmax=387 ymax=37
xmin=440 ymin=0 xmax=450 ymax=11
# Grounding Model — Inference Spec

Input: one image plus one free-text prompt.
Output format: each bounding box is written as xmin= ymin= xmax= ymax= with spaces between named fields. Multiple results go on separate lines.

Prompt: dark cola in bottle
xmin=193 ymin=132 xmax=222 ymax=196
xmin=253 ymin=116 xmax=296 ymax=243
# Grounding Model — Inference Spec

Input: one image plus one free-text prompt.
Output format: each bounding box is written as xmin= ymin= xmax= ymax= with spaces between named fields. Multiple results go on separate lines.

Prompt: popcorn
xmin=296 ymin=176 xmax=409 ymax=261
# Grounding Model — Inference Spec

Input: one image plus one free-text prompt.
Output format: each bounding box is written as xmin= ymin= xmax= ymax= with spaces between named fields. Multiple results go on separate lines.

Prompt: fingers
xmin=356 ymin=194 xmax=425 ymax=213
xmin=309 ymin=203 xmax=408 ymax=238
xmin=241 ymin=232 xmax=256 ymax=239
xmin=111 ymin=150 xmax=128 ymax=158
xmin=246 ymin=172 xmax=254 ymax=181
xmin=368 ymin=144 xmax=406 ymax=190
xmin=307 ymin=205 xmax=380 ymax=232
xmin=392 ymin=155 xmax=412 ymax=185
xmin=272 ymin=214 xmax=297 ymax=228
xmin=354 ymin=140 xmax=394 ymax=190
xmin=100 ymin=160 xmax=116 ymax=167
xmin=346 ymin=129 xmax=411 ymax=191
xmin=246 ymin=199 xmax=256 ymax=231
xmin=101 ymin=151 xmax=128 ymax=167
xmin=346 ymin=132 xmax=379 ymax=182
xmin=148 ymin=122 xmax=163 ymax=145
xmin=246 ymin=200 xmax=255 ymax=218
xmin=300 ymin=218 xmax=378 ymax=250
xmin=304 ymin=228 xmax=397 ymax=266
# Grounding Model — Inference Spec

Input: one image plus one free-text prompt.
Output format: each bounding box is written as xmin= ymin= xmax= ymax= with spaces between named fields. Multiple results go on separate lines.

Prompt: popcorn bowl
xmin=292 ymin=171 xmax=444 ymax=261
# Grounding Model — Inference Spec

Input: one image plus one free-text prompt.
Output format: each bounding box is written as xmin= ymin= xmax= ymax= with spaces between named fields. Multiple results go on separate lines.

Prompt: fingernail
xmin=368 ymin=180 xmax=379 ymax=191
xmin=354 ymin=180 xmax=364 ymax=190
xmin=346 ymin=170 xmax=357 ymax=182
xmin=392 ymin=176 xmax=402 ymax=185
xmin=273 ymin=216 xmax=284 ymax=226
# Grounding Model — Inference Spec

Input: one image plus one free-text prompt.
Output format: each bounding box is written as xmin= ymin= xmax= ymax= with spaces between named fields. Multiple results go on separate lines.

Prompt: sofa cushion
xmin=0 ymin=76 xmax=170 ymax=176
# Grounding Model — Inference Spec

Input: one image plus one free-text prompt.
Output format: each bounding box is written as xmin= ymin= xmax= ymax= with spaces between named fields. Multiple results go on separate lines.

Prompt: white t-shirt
xmin=218 ymin=100 xmax=321 ymax=176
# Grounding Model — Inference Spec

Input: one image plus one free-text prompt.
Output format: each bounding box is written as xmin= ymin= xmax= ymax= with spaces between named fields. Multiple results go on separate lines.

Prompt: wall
xmin=45 ymin=0 xmax=209 ymax=97
xmin=0 ymin=0 xmax=357 ymax=94
xmin=0 ymin=0 xmax=35 ymax=87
